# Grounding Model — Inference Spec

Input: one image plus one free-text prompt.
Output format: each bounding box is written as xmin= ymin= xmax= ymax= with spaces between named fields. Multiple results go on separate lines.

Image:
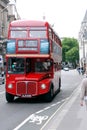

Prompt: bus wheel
xmin=6 ymin=92 xmax=14 ymax=102
xmin=44 ymin=85 xmax=54 ymax=102
xmin=58 ymin=78 xmax=61 ymax=92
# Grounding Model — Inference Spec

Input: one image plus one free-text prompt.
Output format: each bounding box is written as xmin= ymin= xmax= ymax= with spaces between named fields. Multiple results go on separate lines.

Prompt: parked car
xmin=63 ymin=67 xmax=69 ymax=71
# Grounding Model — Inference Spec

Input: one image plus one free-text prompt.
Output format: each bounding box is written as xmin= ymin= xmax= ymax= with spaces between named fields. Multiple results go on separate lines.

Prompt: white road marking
xmin=28 ymin=114 xmax=48 ymax=125
xmin=44 ymin=106 xmax=50 ymax=110
xmin=13 ymin=98 xmax=67 ymax=130
xmin=13 ymin=82 xmax=80 ymax=130
xmin=40 ymin=86 xmax=81 ymax=130
xmin=36 ymin=109 xmax=45 ymax=114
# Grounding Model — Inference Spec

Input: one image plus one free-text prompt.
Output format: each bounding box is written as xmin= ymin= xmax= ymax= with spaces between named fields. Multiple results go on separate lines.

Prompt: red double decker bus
xmin=5 ymin=20 xmax=62 ymax=102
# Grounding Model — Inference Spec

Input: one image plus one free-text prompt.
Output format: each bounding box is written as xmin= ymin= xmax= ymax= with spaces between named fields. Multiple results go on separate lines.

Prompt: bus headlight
xmin=41 ymin=84 xmax=46 ymax=89
xmin=8 ymin=84 xmax=13 ymax=89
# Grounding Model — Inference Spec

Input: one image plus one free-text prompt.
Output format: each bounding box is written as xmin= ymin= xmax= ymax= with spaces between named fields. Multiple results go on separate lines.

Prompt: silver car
xmin=63 ymin=67 xmax=69 ymax=71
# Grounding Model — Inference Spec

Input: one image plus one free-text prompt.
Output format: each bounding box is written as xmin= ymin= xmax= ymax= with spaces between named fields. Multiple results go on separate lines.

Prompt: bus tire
xmin=6 ymin=92 xmax=14 ymax=102
xmin=58 ymin=78 xmax=61 ymax=92
xmin=44 ymin=85 xmax=54 ymax=102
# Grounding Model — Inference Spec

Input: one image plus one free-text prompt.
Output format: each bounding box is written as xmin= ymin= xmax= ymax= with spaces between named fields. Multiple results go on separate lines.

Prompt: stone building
xmin=79 ymin=10 xmax=87 ymax=72
xmin=0 ymin=0 xmax=9 ymax=38
xmin=0 ymin=0 xmax=20 ymax=61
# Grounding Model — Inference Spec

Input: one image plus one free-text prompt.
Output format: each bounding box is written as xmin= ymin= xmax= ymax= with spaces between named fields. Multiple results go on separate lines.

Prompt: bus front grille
xmin=17 ymin=82 xmax=26 ymax=94
xmin=27 ymin=82 xmax=37 ymax=95
xmin=16 ymin=81 xmax=37 ymax=96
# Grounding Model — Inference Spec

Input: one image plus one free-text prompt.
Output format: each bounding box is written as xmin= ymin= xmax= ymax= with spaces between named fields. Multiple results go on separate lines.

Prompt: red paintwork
xmin=6 ymin=72 xmax=51 ymax=96
xmin=10 ymin=20 xmax=49 ymax=27
xmin=6 ymin=20 xmax=62 ymax=99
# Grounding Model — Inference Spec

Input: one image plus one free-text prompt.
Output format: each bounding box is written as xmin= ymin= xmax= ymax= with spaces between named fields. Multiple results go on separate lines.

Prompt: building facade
xmin=0 ymin=0 xmax=20 ymax=61
xmin=79 ymin=10 xmax=87 ymax=72
xmin=0 ymin=0 xmax=9 ymax=38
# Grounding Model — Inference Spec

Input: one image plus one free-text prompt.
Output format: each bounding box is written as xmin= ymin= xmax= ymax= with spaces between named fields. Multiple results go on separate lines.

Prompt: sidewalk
xmin=41 ymin=84 xmax=87 ymax=130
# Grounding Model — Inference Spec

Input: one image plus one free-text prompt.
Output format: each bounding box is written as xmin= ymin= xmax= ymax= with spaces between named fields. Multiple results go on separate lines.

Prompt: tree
xmin=62 ymin=37 xmax=79 ymax=68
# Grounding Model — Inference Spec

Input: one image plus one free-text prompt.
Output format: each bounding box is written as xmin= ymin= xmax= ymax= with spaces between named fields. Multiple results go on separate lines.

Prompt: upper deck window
xmin=40 ymin=40 xmax=49 ymax=54
xmin=11 ymin=30 xmax=27 ymax=38
xmin=30 ymin=27 xmax=47 ymax=38
xmin=52 ymin=42 xmax=62 ymax=56
xmin=10 ymin=27 xmax=47 ymax=38
xmin=10 ymin=27 xmax=27 ymax=30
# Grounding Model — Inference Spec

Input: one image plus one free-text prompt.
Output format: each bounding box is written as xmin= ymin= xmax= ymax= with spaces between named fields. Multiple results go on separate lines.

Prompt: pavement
xmin=41 ymin=76 xmax=87 ymax=130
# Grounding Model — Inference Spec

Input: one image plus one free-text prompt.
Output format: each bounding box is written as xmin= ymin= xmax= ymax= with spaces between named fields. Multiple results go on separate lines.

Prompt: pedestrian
xmin=80 ymin=73 xmax=87 ymax=110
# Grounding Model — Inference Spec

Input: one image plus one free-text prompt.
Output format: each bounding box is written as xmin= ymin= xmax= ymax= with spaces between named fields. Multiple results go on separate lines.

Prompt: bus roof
xmin=9 ymin=20 xmax=62 ymax=47
xmin=10 ymin=20 xmax=50 ymax=27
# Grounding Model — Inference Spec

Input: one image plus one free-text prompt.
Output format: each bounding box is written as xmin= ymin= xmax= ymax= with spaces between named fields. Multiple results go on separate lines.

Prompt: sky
xmin=15 ymin=0 xmax=87 ymax=39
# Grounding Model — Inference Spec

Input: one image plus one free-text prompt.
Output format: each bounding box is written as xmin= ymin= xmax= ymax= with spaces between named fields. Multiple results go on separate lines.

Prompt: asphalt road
xmin=0 ymin=69 xmax=83 ymax=130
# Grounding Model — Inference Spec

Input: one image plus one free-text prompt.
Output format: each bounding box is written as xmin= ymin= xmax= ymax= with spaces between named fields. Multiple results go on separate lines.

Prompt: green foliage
xmin=62 ymin=37 xmax=79 ymax=66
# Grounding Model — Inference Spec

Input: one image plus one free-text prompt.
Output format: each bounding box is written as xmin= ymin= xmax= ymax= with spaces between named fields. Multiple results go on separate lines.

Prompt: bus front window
xmin=8 ymin=58 xmax=25 ymax=74
xmin=35 ymin=61 xmax=52 ymax=72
